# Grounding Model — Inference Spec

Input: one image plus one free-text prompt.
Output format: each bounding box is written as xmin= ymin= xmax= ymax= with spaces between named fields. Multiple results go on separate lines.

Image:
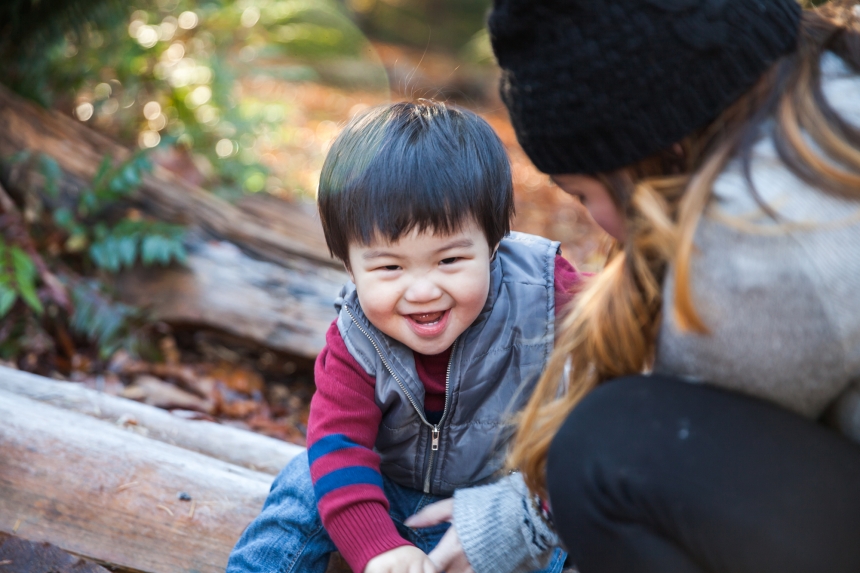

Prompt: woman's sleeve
xmin=451 ymin=254 xmax=584 ymax=573
xmin=453 ymin=473 xmax=559 ymax=573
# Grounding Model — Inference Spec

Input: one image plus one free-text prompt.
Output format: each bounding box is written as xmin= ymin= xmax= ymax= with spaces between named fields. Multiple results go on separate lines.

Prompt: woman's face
xmin=551 ymin=174 xmax=625 ymax=241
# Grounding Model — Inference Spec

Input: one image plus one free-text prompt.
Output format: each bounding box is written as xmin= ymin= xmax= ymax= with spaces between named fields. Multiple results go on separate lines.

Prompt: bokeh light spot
xmin=102 ymin=98 xmax=120 ymax=115
xmin=245 ymin=171 xmax=266 ymax=192
xmin=216 ymin=139 xmax=235 ymax=157
xmin=94 ymin=83 xmax=112 ymax=99
xmin=241 ymin=7 xmax=261 ymax=28
xmin=136 ymin=25 xmax=159 ymax=48
xmin=75 ymin=102 xmax=94 ymax=121
xmin=139 ymin=130 xmax=161 ymax=148
xmin=143 ymin=101 xmax=162 ymax=120
xmin=178 ymin=11 xmax=199 ymax=30
xmin=185 ymin=85 xmax=212 ymax=108
xmin=165 ymin=42 xmax=185 ymax=62
xmin=159 ymin=16 xmax=178 ymax=41
xmin=149 ymin=114 xmax=167 ymax=131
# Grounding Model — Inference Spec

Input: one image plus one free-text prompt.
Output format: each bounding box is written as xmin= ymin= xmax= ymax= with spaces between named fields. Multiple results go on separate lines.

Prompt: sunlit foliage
xmin=2 ymin=0 xmax=390 ymax=198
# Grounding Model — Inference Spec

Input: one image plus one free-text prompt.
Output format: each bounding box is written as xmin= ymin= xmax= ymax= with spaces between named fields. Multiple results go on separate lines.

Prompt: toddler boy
xmin=227 ymin=101 xmax=580 ymax=573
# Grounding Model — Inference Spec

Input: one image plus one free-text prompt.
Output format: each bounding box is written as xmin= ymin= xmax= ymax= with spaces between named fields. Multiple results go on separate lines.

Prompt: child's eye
xmin=440 ymin=257 xmax=459 ymax=265
xmin=381 ymin=265 xmax=401 ymax=271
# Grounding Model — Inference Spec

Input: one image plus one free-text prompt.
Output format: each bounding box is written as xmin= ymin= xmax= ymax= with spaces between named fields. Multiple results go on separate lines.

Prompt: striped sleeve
xmin=308 ymin=321 xmax=412 ymax=572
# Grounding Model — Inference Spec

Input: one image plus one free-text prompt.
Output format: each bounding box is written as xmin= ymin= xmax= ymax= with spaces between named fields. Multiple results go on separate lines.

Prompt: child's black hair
xmin=317 ymin=100 xmax=514 ymax=267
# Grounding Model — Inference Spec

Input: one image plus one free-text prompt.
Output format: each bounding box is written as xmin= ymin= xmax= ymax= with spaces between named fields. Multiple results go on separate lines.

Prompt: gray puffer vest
xmin=335 ymin=232 xmax=559 ymax=496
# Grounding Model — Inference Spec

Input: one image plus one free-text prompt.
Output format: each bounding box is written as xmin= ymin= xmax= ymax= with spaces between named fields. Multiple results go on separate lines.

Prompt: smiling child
xmin=227 ymin=101 xmax=582 ymax=573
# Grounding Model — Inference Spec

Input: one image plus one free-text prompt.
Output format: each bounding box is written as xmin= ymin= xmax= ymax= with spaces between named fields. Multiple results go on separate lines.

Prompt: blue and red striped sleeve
xmin=307 ymin=321 xmax=412 ymax=573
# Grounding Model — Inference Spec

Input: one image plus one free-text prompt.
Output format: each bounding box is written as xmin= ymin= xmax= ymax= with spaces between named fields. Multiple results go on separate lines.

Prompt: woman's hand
xmin=363 ymin=546 xmax=436 ymax=573
xmin=405 ymin=499 xmax=476 ymax=573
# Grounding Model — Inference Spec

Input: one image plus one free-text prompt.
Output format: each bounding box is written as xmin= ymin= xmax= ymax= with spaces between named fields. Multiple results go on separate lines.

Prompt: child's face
xmin=347 ymin=218 xmax=493 ymax=356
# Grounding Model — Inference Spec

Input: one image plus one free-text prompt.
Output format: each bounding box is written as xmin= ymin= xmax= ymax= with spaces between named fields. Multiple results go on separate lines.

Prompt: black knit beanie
xmin=488 ymin=0 xmax=802 ymax=175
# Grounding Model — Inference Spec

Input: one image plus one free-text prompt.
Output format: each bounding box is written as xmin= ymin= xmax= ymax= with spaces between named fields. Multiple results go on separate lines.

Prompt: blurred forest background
xmin=0 ymin=0 xmax=605 ymax=445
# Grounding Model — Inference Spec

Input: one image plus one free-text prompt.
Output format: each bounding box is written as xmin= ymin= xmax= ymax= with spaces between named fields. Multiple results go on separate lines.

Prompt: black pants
xmin=546 ymin=375 xmax=860 ymax=573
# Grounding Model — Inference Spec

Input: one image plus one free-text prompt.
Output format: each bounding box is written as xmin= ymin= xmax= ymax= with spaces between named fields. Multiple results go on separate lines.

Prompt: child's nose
xmin=403 ymin=278 xmax=442 ymax=303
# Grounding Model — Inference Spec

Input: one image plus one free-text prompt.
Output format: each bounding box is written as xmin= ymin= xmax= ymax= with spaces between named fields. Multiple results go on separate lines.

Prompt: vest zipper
xmin=422 ymin=340 xmax=456 ymax=493
xmin=343 ymin=303 xmax=455 ymax=494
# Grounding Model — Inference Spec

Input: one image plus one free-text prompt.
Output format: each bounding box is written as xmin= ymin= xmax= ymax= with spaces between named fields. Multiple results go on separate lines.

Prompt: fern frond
xmin=89 ymin=220 xmax=186 ymax=272
xmin=0 ymin=236 xmax=43 ymax=317
xmin=69 ymin=279 xmax=139 ymax=357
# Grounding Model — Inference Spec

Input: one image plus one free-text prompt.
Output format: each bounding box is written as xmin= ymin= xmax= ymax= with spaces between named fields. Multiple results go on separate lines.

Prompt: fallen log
xmin=0 ymin=366 xmax=303 ymax=475
xmin=0 ymin=388 xmax=272 ymax=573
xmin=89 ymin=226 xmax=343 ymax=358
xmin=0 ymin=83 xmax=347 ymax=359
xmin=0 ymin=369 xmax=349 ymax=573
xmin=115 ymin=232 xmax=343 ymax=359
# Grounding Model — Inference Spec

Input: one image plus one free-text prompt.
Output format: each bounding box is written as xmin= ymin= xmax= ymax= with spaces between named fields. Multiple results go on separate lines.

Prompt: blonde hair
xmin=510 ymin=3 xmax=860 ymax=499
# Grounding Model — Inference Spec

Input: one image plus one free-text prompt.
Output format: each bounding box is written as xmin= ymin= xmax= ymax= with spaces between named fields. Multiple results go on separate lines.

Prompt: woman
xmin=408 ymin=1 xmax=860 ymax=572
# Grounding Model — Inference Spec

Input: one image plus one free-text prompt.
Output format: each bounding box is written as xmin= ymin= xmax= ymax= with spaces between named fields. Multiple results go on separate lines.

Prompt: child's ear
xmin=490 ymin=243 xmax=500 ymax=262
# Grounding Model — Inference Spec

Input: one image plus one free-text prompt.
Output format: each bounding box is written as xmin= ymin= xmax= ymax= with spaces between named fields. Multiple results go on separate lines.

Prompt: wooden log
xmin=0 ymin=388 xmax=273 ymax=573
xmin=0 ymin=366 xmax=304 ymax=475
xmin=114 ymin=233 xmax=343 ymax=359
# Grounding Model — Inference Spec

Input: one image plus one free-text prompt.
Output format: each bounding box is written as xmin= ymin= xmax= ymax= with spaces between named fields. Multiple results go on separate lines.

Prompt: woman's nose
xmin=403 ymin=278 xmax=443 ymax=303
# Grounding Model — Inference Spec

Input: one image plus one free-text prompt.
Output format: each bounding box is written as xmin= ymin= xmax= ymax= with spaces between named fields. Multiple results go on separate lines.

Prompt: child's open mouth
xmin=410 ymin=311 xmax=444 ymax=325
xmin=406 ymin=310 xmax=449 ymax=337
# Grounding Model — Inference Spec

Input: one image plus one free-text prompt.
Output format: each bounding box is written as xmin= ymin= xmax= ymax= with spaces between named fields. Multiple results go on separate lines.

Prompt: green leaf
xmin=141 ymin=234 xmax=166 ymax=265
xmin=8 ymin=150 xmax=31 ymax=165
xmin=120 ymin=163 xmax=141 ymax=188
xmin=0 ymin=283 xmax=16 ymax=318
xmin=79 ymin=189 xmax=99 ymax=213
xmin=53 ymin=206 xmax=75 ymax=231
xmin=108 ymin=174 xmax=127 ymax=194
xmin=91 ymin=155 xmax=113 ymax=190
xmin=89 ymin=240 xmax=117 ymax=272
xmin=38 ymin=154 xmax=62 ymax=198
xmin=116 ymin=233 xmax=138 ymax=268
xmin=69 ymin=280 xmax=140 ymax=358
xmin=11 ymin=247 xmax=42 ymax=314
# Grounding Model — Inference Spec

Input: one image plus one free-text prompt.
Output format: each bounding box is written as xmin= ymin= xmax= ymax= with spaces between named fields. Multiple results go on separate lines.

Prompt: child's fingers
xmin=404 ymin=497 xmax=454 ymax=527
xmin=422 ymin=558 xmax=438 ymax=573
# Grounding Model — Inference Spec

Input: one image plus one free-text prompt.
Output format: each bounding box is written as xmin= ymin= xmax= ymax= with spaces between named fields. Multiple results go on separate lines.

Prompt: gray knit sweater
xmin=655 ymin=52 xmax=860 ymax=430
xmin=453 ymin=52 xmax=860 ymax=573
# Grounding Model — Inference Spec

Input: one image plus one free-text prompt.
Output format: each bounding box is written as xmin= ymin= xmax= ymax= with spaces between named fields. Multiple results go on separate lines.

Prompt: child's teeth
xmin=413 ymin=311 xmax=443 ymax=324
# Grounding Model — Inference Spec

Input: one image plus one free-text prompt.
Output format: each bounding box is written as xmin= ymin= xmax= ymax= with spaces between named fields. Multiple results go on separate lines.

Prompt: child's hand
xmin=363 ymin=545 xmax=437 ymax=573
xmin=405 ymin=499 xmax=475 ymax=573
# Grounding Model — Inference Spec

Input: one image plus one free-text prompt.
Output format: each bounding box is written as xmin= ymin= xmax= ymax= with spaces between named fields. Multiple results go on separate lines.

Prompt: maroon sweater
xmin=307 ymin=255 xmax=584 ymax=572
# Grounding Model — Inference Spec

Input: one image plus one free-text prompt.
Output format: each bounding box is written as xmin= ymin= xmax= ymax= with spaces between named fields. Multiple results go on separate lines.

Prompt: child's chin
xmin=413 ymin=341 xmax=449 ymax=355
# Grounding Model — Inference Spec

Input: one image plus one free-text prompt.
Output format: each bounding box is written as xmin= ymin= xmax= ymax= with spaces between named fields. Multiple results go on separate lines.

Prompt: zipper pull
xmin=431 ymin=426 xmax=440 ymax=451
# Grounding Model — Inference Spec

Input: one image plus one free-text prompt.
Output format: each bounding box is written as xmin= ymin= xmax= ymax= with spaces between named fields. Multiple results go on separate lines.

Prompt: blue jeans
xmin=228 ymin=453 xmax=566 ymax=573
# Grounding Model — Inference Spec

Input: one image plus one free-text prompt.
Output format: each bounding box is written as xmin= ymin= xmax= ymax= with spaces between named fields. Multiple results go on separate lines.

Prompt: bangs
xmin=318 ymin=101 xmax=513 ymax=265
